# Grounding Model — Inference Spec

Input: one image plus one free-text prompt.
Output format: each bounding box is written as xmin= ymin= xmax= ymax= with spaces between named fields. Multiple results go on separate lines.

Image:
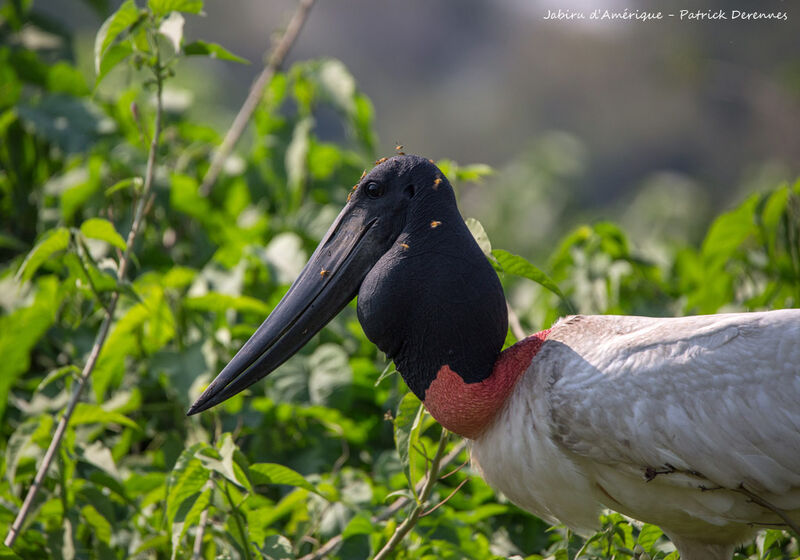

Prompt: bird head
xmin=188 ymin=155 xmax=508 ymax=431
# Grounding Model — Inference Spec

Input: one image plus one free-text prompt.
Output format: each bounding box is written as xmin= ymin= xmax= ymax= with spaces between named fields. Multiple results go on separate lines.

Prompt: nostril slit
xmin=404 ymin=184 xmax=416 ymax=199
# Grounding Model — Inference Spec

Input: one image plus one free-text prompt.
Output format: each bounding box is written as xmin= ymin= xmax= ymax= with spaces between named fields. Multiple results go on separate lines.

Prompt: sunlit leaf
xmin=16 ymin=228 xmax=70 ymax=283
xmin=71 ymin=403 xmax=139 ymax=430
xmin=183 ymin=41 xmax=249 ymax=64
xmin=80 ymin=217 xmax=127 ymax=251
xmin=148 ymin=0 xmax=203 ymax=17
xmin=493 ymin=248 xmax=569 ymax=304
xmin=94 ymin=0 xmax=140 ymax=74
xmin=249 ymin=463 xmax=320 ymax=495
xmin=465 ymin=217 xmax=492 ymax=258
xmin=81 ymin=504 xmax=112 ymax=545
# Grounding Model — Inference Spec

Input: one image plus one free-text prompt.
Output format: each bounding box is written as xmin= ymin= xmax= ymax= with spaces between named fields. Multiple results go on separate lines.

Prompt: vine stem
xmin=373 ymin=429 xmax=451 ymax=560
xmin=198 ymin=0 xmax=316 ymax=197
xmin=4 ymin=61 xmax=166 ymax=549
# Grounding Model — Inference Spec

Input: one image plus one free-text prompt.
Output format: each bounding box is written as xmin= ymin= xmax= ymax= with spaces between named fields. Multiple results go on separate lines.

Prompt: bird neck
xmin=423 ymin=330 xmax=550 ymax=439
xmin=357 ymin=189 xmax=511 ymax=434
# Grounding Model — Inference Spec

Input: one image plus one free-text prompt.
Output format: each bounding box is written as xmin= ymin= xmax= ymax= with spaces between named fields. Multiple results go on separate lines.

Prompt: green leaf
xmin=81 ymin=504 xmax=112 ymax=545
xmin=94 ymin=0 xmax=140 ymax=74
xmin=170 ymin=487 xmax=210 ymax=559
xmin=16 ymin=227 xmax=70 ymax=283
xmin=258 ymin=535 xmax=293 ymax=560
xmin=636 ymin=523 xmax=662 ymax=555
xmin=183 ymin=41 xmax=249 ymax=64
xmin=71 ymin=403 xmax=140 ymax=430
xmin=95 ymin=42 xmax=133 ymax=86
xmin=148 ymin=0 xmax=203 ymax=17
xmin=195 ymin=434 xmax=252 ymax=491
xmin=249 ymin=463 xmax=320 ymax=495
xmin=394 ymin=392 xmax=423 ymax=494
xmin=701 ymin=194 xmax=758 ymax=263
xmin=166 ymin=444 xmax=212 ymax=527
xmin=342 ymin=513 xmax=373 ymax=539
xmin=493 ymin=249 xmax=569 ymax=304
xmin=80 ymin=218 xmax=127 ymax=251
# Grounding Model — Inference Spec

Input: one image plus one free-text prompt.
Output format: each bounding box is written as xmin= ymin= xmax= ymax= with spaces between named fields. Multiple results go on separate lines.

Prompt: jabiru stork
xmin=188 ymin=155 xmax=800 ymax=560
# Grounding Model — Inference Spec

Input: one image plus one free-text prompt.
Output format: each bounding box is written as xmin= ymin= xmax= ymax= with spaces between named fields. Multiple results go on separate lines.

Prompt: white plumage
xmin=471 ymin=309 xmax=800 ymax=560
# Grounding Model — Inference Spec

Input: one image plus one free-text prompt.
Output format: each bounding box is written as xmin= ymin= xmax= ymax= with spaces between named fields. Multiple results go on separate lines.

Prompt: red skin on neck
xmin=423 ymin=330 xmax=550 ymax=439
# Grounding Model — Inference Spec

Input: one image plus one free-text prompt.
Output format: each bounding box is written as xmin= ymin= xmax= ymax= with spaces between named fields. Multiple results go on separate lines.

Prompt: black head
xmin=188 ymin=155 xmax=508 ymax=414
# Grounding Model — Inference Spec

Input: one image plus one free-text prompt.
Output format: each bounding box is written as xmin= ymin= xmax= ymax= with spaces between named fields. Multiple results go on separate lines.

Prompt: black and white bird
xmin=189 ymin=155 xmax=800 ymax=560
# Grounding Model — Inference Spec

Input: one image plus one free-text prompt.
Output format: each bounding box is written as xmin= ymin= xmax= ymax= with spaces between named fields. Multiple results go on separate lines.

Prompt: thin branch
xmin=506 ymin=300 xmax=526 ymax=341
xmin=298 ymin=441 xmax=467 ymax=560
xmin=373 ymin=430 xmax=450 ymax=560
xmin=199 ymin=0 xmax=316 ymax=197
xmin=4 ymin=61 xmax=166 ymax=549
xmin=735 ymin=484 xmax=800 ymax=535
xmin=420 ymin=477 xmax=468 ymax=517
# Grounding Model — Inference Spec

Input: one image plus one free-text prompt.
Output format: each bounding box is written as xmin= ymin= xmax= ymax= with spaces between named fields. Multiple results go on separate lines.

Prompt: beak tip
xmin=186 ymin=394 xmax=214 ymax=416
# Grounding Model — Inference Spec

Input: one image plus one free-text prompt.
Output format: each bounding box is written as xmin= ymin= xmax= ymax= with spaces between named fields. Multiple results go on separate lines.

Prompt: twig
xmin=506 ymin=300 xmax=526 ymax=341
xmin=420 ymin=477 xmax=468 ymax=517
xmin=199 ymin=0 xmax=316 ymax=197
xmin=3 ymin=58 xmax=166 ymax=549
xmin=735 ymin=484 xmax=800 ymax=535
xmin=297 ymin=441 xmax=467 ymax=560
xmin=373 ymin=430 xmax=450 ymax=560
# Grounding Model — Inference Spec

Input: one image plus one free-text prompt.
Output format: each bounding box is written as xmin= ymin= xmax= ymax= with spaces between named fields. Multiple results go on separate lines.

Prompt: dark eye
xmin=365 ymin=182 xmax=385 ymax=199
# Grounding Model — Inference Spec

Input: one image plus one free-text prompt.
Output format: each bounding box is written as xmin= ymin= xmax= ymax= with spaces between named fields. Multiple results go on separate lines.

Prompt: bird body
xmin=472 ymin=310 xmax=800 ymax=560
xmin=189 ymin=155 xmax=800 ymax=559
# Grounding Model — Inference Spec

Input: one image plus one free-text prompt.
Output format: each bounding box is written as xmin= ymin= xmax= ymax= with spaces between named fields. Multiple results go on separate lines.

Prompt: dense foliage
xmin=1 ymin=1 xmax=799 ymax=559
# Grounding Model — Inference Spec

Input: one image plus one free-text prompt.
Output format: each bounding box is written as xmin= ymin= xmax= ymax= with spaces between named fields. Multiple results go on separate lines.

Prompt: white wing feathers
xmin=542 ymin=310 xmax=800 ymax=499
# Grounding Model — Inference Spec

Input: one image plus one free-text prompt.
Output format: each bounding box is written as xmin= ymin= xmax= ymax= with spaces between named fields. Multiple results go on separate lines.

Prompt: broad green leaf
xmin=249 ymin=463 xmax=320 ymax=495
xmin=493 ymin=249 xmax=569 ymax=303
xmin=94 ymin=0 xmax=140 ymax=74
xmin=95 ymin=42 xmax=133 ymax=87
xmin=636 ymin=523 xmax=662 ymax=555
xmin=195 ymin=434 xmax=251 ymax=491
xmin=148 ymin=0 xmax=203 ymax=17
xmin=16 ymin=227 xmax=70 ymax=283
xmin=258 ymin=535 xmax=293 ymax=560
xmin=394 ymin=392 xmax=423 ymax=495
xmin=166 ymin=444 xmax=212 ymax=526
xmin=701 ymin=194 xmax=757 ymax=262
xmin=183 ymin=41 xmax=249 ymax=64
xmin=80 ymin=217 xmax=127 ymax=251
xmin=71 ymin=403 xmax=139 ymax=430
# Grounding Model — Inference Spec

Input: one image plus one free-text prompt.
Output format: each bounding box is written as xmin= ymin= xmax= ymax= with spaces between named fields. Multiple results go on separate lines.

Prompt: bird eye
xmin=365 ymin=182 xmax=385 ymax=199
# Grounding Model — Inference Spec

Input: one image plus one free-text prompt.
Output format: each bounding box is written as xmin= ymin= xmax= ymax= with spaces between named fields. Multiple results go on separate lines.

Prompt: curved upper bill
xmin=187 ymin=207 xmax=378 ymax=415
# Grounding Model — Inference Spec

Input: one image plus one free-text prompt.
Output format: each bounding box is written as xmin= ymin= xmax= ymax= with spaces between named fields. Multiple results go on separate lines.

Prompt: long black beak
xmin=187 ymin=204 xmax=380 ymax=415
